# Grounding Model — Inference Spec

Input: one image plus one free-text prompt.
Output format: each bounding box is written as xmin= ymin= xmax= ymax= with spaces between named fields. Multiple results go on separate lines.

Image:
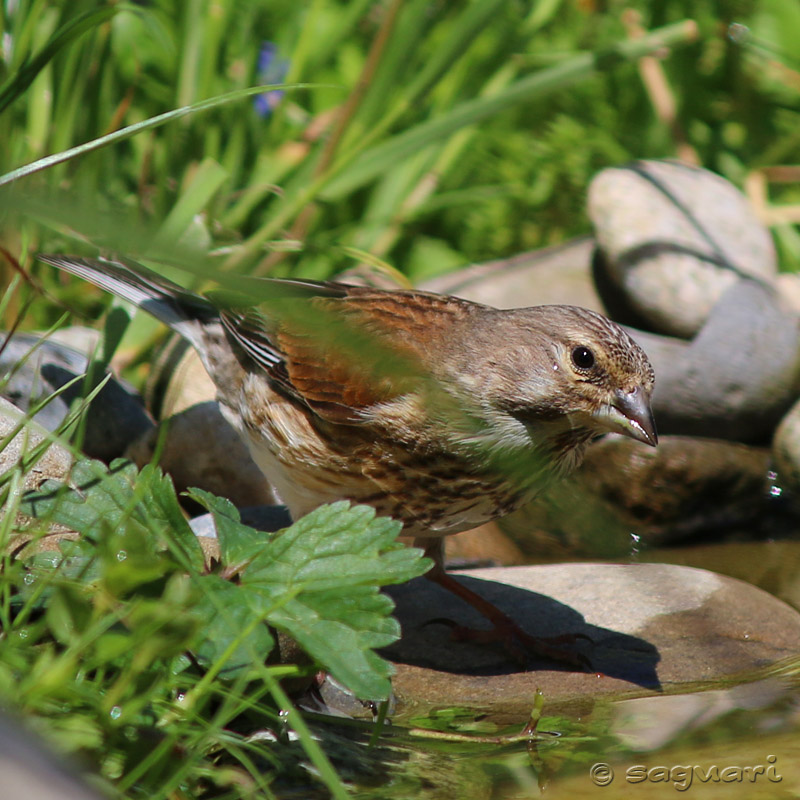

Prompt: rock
xmin=419 ymin=238 xmax=602 ymax=311
xmin=589 ymin=160 xmax=777 ymax=338
xmin=382 ymin=563 xmax=800 ymax=723
xmin=776 ymin=272 xmax=800 ymax=314
xmin=0 ymin=709 xmax=104 ymax=800
xmin=0 ymin=331 xmax=154 ymax=461
xmin=633 ymin=280 xmax=800 ymax=443
xmin=639 ymin=540 xmax=800 ymax=623
xmin=0 ymin=397 xmax=73 ymax=492
xmin=145 ymin=338 xmax=216 ymax=418
xmin=0 ymin=397 xmax=78 ymax=555
xmin=499 ymin=435 xmax=781 ymax=559
xmin=126 ymin=401 xmax=277 ymax=509
xmin=773 ymin=395 xmax=800 ymax=496
xmin=46 ymin=325 xmax=102 ymax=355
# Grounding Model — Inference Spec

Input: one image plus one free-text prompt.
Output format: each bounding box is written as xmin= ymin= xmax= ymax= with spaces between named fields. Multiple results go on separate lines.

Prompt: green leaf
xmin=193 ymin=576 xmax=276 ymax=677
xmin=21 ymin=458 xmax=204 ymax=572
xmin=185 ymin=488 xmax=270 ymax=568
xmin=24 ymin=464 xmax=429 ymax=699
xmin=190 ymin=495 xmax=431 ymax=699
xmin=0 ymin=6 xmax=118 ymax=115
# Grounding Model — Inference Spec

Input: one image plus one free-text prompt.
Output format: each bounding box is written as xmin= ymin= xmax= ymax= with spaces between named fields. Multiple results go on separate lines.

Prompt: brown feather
xmin=267 ymin=289 xmax=477 ymax=422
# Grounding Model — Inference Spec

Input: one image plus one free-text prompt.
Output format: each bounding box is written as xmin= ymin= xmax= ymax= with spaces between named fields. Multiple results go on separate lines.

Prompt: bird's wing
xmin=220 ymin=285 xmax=473 ymax=424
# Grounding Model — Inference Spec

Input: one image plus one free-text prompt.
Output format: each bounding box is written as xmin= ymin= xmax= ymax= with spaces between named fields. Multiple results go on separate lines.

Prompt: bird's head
xmin=450 ymin=304 xmax=657 ymax=458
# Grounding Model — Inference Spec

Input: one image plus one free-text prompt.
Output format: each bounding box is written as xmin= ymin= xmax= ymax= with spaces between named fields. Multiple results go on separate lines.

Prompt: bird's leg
xmin=416 ymin=538 xmax=590 ymax=669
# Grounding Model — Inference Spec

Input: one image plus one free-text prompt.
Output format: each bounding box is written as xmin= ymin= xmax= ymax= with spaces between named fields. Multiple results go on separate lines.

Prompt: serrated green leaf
xmin=23 ymin=462 xmax=429 ymax=699
xmin=191 ymin=497 xmax=430 ymax=697
xmin=185 ymin=488 xmax=273 ymax=567
xmin=197 ymin=499 xmax=430 ymax=699
xmin=21 ymin=457 xmax=204 ymax=571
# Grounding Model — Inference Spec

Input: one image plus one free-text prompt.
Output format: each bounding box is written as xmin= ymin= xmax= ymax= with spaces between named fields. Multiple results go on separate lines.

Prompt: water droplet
xmin=17 ymin=628 xmax=28 ymax=640
xmin=630 ymin=533 xmax=641 ymax=544
xmin=728 ymin=22 xmax=750 ymax=44
xmin=770 ymin=485 xmax=783 ymax=498
xmin=116 ymin=550 xmax=127 ymax=562
xmin=109 ymin=706 xmax=122 ymax=720
xmin=767 ymin=470 xmax=778 ymax=482
xmin=23 ymin=573 xmax=35 ymax=585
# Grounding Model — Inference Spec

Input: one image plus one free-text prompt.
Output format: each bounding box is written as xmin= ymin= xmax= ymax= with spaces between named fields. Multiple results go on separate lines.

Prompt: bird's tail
xmin=38 ymin=254 xmax=217 ymax=349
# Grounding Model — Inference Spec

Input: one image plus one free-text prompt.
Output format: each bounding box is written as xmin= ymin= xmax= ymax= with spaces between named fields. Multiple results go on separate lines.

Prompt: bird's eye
xmin=571 ymin=345 xmax=595 ymax=370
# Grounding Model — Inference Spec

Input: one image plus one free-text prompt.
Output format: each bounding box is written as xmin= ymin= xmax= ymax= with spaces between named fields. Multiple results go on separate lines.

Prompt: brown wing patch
xmin=268 ymin=288 xmax=476 ymax=423
xmin=276 ymin=291 xmax=463 ymax=422
xmin=221 ymin=284 xmax=479 ymax=423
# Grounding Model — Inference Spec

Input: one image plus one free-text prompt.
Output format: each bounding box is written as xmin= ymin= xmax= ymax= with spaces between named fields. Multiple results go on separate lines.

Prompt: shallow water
xmin=314 ymin=538 xmax=800 ymax=799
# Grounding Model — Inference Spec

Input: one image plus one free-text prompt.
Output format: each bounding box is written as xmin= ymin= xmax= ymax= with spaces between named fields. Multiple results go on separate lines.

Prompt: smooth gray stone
xmin=640 ymin=280 xmax=800 ymax=443
xmin=420 ymin=237 xmax=602 ymax=311
xmin=382 ymin=563 xmax=800 ymax=723
xmin=589 ymin=160 xmax=776 ymax=338
xmin=0 ymin=709 xmax=103 ymax=800
xmin=1 ymin=332 xmax=153 ymax=461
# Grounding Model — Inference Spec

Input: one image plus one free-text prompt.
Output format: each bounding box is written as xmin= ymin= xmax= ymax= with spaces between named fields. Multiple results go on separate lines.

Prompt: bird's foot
xmin=422 ymin=564 xmax=593 ymax=670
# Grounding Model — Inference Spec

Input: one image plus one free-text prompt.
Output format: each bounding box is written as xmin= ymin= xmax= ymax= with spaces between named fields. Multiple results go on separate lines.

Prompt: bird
xmin=39 ymin=254 xmax=657 ymax=666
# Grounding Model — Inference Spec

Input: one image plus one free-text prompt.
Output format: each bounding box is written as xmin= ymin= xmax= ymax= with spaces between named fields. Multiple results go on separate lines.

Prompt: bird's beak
xmin=594 ymin=386 xmax=658 ymax=447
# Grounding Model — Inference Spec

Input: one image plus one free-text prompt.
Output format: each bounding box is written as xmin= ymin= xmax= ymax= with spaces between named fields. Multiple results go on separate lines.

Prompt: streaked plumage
xmin=40 ymin=253 xmax=657 ymax=664
xmin=40 ymin=253 xmax=655 ymax=538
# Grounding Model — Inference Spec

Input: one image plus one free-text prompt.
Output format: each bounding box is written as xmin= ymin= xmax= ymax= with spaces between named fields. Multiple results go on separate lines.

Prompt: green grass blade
xmin=0 ymin=6 xmax=118 ymax=114
xmin=0 ymin=82 xmax=327 ymax=188
xmin=322 ymin=19 xmax=698 ymax=199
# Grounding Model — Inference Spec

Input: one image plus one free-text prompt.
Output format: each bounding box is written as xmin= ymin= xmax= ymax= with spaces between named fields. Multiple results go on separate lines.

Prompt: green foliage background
xmin=2 ymin=0 xmax=798 ymax=309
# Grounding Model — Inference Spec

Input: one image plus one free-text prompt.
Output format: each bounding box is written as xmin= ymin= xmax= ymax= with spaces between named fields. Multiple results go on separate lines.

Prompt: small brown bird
xmin=40 ymin=254 xmax=656 ymax=665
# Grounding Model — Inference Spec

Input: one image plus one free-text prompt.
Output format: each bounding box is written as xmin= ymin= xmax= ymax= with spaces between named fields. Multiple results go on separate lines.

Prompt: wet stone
xmin=0 ymin=330 xmax=154 ymax=462
xmin=498 ymin=435 xmax=784 ymax=559
xmin=380 ymin=563 xmax=800 ymax=723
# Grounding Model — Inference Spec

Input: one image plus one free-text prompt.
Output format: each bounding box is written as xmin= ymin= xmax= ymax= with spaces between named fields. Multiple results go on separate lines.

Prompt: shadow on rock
xmin=383 ymin=574 xmax=661 ymax=690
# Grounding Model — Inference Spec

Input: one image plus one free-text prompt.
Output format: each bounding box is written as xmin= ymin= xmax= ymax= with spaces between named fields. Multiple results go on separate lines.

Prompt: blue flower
xmin=254 ymin=41 xmax=289 ymax=117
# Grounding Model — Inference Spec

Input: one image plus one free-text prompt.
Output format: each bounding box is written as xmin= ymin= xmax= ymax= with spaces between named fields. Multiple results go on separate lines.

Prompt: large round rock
xmin=589 ymin=160 xmax=777 ymax=338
